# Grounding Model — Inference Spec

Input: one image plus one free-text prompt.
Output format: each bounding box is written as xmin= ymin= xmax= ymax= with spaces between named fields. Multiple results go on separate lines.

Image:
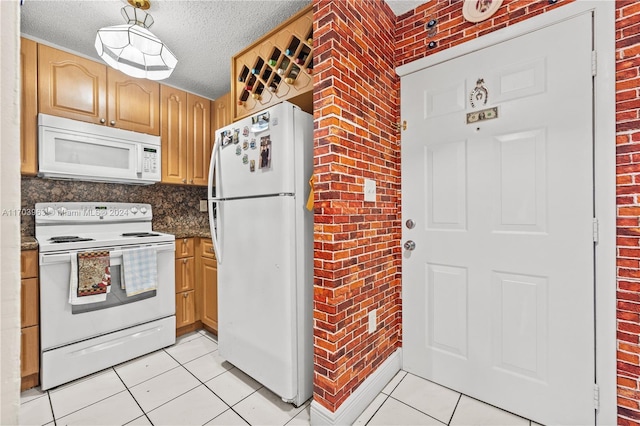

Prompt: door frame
xmin=396 ymin=2 xmax=616 ymax=424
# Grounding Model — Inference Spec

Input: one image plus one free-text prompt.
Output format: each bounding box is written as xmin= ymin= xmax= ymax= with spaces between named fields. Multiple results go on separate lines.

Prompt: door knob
xmin=404 ymin=240 xmax=416 ymax=251
xmin=405 ymin=219 xmax=416 ymax=229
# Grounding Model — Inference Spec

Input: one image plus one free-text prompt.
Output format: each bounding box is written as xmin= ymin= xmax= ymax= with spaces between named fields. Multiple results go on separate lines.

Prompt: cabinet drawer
xmin=176 ymin=238 xmax=195 ymax=258
xmin=21 ymin=250 xmax=38 ymax=279
xmin=21 ymin=278 xmax=39 ymax=328
xmin=200 ymin=238 xmax=216 ymax=260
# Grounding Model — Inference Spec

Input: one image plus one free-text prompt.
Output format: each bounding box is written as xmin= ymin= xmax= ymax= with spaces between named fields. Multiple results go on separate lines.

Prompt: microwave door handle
xmin=136 ymin=144 xmax=143 ymax=175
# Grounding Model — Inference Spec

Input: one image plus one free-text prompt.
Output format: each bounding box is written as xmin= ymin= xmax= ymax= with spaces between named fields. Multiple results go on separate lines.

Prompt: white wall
xmin=0 ymin=0 xmax=22 ymax=424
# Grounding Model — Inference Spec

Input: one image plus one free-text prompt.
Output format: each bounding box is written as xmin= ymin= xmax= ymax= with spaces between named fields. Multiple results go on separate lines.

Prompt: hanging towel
xmin=122 ymin=247 xmax=158 ymax=296
xmin=69 ymin=251 xmax=110 ymax=305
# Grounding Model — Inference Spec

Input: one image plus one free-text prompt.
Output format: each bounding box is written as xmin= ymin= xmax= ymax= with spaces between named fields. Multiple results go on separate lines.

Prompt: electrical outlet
xmin=364 ymin=178 xmax=376 ymax=202
xmin=368 ymin=309 xmax=377 ymax=334
xmin=199 ymin=200 xmax=208 ymax=212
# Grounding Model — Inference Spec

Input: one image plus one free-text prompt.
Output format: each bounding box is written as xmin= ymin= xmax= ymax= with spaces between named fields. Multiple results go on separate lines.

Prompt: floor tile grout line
xmin=387 ymin=395 xmax=449 ymax=425
xmin=46 ymin=390 xmax=56 ymax=426
xmin=113 ymin=365 xmax=155 ymax=426
xmin=281 ymin=398 xmax=312 ymax=426
xmin=49 ymin=367 xmax=129 ymax=422
xmin=362 ymin=393 xmax=389 ymax=426
xmin=447 ymin=393 xmax=462 ymax=425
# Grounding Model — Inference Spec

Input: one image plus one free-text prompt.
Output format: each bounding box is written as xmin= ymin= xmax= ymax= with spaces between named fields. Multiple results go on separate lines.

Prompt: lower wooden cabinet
xmin=175 ymin=290 xmax=196 ymax=329
xmin=199 ymin=238 xmax=218 ymax=333
xmin=20 ymin=249 xmax=40 ymax=391
xmin=174 ymin=237 xmax=218 ymax=336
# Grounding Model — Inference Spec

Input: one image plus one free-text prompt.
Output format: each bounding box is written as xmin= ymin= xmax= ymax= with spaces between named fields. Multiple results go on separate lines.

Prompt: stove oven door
xmin=39 ymin=242 xmax=175 ymax=351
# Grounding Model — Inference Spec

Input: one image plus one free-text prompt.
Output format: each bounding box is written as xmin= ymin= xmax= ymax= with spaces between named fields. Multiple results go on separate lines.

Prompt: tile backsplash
xmin=21 ymin=177 xmax=208 ymax=236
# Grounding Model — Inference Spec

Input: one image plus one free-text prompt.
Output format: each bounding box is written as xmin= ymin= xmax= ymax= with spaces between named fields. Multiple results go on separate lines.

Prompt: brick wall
xmin=616 ymin=1 xmax=640 ymax=424
xmin=392 ymin=0 xmax=640 ymax=423
xmin=312 ymin=0 xmax=401 ymax=412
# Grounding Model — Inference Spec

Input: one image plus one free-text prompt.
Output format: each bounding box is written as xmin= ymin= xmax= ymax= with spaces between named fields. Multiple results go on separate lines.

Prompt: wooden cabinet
xmin=198 ymin=239 xmax=218 ymax=333
xmin=232 ymin=5 xmax=313 ymax=120
xmin=38 ymin=44 xmax=160 ymax=135
xmin=212 ymin=92 xmax=232 ymax=132
xmin=187 ymin=94 xmax=212 ymax=186
xmin=20 ymin=250 xmax=39 ymax=391
xmin=21 ymin=38 xmax=38 ymax=175
xmin=175 ymin=238 xmax=196 ymax=335
xmin=161 ymin=87 xmax=212 ymax=186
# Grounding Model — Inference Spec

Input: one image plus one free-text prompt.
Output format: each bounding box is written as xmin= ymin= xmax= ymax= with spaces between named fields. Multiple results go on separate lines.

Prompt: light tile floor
xmin=19 ymin=330 xmax=539 ymax=426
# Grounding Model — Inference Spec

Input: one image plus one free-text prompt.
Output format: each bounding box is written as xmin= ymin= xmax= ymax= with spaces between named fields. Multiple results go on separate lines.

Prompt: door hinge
xmin=593 ymin=217 xmax=599 ymax=244
xmin=591 ymin=50 xmax=597 ymax=77
xmin=594 ymin=383 xmax=600 ymax=410
xmin=396 ymin=121 xmax=407 ymax=132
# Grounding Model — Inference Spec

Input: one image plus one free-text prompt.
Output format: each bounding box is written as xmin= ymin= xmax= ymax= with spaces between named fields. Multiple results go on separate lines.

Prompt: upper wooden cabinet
xmin=212 ymin=92 xmax=232 ymax=131
xmin=161 ymin=86 xmax=212 ymax=186
xmin=38 ymin=44 xmax=160 ymax=136
xmin=187 ymin=93 xmax=212 ymax=186
xmin=21 ymin=38 xmax=38 ymax=176
xmin=232 ymin=5 xmax=313 ymax=120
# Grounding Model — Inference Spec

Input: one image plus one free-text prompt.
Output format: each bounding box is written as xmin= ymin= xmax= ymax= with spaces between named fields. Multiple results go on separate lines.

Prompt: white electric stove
xmin=35 ymin=202 xmax=176 ymax=390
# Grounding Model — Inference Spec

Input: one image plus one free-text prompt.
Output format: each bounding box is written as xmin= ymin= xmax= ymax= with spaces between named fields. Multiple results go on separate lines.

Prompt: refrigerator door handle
xmin=208 ymin=136 xmax=220 ymax=199
xmin=208 ymin=199 xmax=222 ymax=263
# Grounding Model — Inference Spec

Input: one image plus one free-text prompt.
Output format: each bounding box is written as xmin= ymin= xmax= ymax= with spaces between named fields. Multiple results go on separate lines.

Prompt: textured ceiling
xmin=20 ymin=0 xmax=424 ymax=101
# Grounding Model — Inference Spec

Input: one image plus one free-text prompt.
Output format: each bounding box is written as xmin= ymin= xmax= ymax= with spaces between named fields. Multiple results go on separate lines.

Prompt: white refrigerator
xmin=207 ymin=101 xmax=313 ymax=406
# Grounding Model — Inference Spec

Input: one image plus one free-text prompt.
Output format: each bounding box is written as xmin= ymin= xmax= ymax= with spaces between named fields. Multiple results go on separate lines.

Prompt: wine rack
xmin=231 ymin=5 xmax=313 ymax=120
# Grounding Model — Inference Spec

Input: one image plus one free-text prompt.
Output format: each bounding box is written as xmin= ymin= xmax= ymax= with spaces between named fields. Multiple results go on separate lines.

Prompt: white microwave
xmin=38 ymin=114 xmax=161 ymax=185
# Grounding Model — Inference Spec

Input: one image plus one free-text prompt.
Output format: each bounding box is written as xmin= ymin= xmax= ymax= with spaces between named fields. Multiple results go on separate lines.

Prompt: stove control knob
xmin=57 ymin=207 xmax=67 ymax=216
xmin=130 ymin=207 xmax=138 ymax=214
xmin=140 ymin=206 xmax=148 ymax=214
xmin=44 ymin=207 xmax=55 ymax=216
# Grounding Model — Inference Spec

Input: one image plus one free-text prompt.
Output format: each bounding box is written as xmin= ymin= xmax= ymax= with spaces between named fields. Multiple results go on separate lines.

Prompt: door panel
xmin=401 ymin=12 xmax=594 ymax=425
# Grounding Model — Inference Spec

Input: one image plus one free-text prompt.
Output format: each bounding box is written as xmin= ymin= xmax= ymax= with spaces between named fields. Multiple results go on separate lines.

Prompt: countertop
xmin=21 ymin=225 xmax=212 ymax=251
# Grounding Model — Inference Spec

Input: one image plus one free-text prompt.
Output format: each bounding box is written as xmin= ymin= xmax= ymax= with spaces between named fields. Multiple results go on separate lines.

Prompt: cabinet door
xmin=212 ymin=92 xmax=231 ymax=131
xmin=161 ymin=86 xmax=188 ymax=184
xmin=107 ymin=68 xmax=160 ymax=135
xmin=175 ymin=291 xmax=195 ymax=329
xmin=175 ymin=257 xmax=195 ymax=292
xmin=21 ymin=278 xmax=39 ymax=328
xmin=21 ymin=38 xmax=38 ymax=176
xmin=187 ymin=94 xmax=212 ymax=186
xmin=38 ymin=44 xmax=107 ymax=124
xmin=201 ymin=257 xmax=218 ymax=332
xmin=21 ymin=325 xmax=39 ymax=378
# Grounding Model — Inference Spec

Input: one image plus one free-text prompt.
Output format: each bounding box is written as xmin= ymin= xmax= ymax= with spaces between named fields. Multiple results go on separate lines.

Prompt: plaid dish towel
xmin=122 ymin=247 xmax=158 ymax=296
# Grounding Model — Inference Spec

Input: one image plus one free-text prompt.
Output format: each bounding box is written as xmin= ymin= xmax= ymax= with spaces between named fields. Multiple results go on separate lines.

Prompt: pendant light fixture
xmin=95 ymin=0 xmax=177 ymax=81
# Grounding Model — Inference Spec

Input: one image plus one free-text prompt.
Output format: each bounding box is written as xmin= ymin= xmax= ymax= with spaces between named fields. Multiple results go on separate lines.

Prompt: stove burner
xmin=49 ymin=236 xmax=95 ymax=243
xmin=122 ymin=232 xmax=161 ymax=237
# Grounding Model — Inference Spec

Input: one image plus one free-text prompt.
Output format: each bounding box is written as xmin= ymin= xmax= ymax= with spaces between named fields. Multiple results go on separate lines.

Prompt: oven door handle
xmin=39 ymin=243 xmax=175 ymax=265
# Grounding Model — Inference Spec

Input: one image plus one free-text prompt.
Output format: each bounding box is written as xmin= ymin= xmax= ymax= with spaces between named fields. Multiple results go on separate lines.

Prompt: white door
xmin=401 ymin=13 xmax=595 ymax=425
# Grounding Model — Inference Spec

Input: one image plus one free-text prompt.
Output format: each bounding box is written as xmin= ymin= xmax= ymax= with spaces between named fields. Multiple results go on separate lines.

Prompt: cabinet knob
xmin=110 ymin=120 xmax=116 ymax=126
xmin=100 ymin=118 xmax=106 ymax=124
xmin=189 ymin=179 xmax=194 ymax=184
xmin=183 ymin=238 xmax=188 ymax=244
xmin=182 ymin=179 xmax=187 ymax=183
xmin=210 ymin=247 xmax=214 ymax=253
xmin=183 ymin=259 xmax=187 ymax=264
xmin=183 ymin=293 xmax=188 ymax=298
